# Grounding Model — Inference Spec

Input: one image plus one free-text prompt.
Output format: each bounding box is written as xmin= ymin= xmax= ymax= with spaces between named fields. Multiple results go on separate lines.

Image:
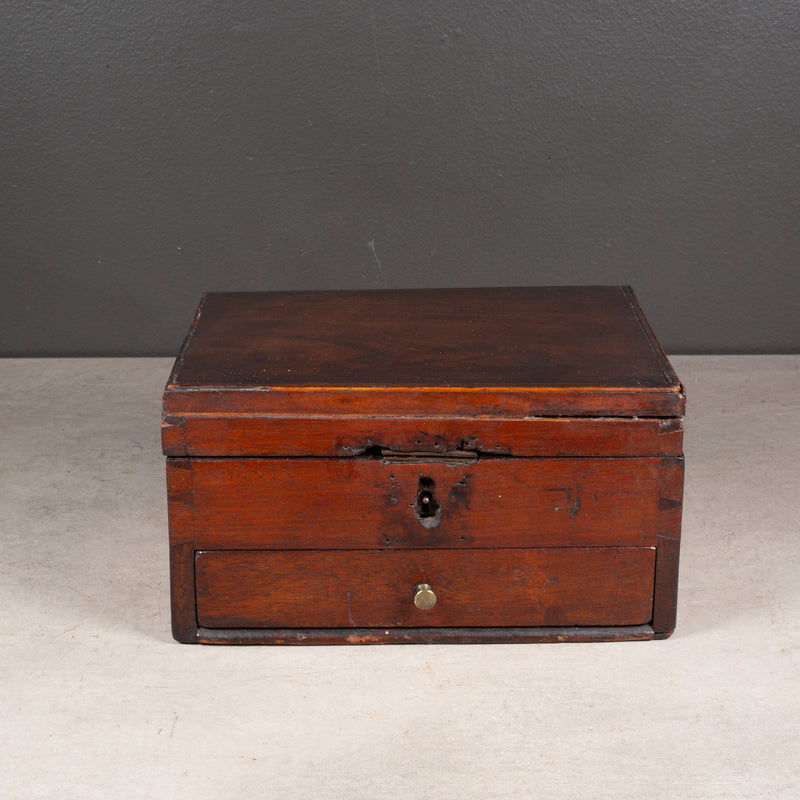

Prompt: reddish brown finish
xmin=195 ymin=547 xmax=656 ymax=629
xmin=166 ymin=459 xmax=193 ymax=544
xmin=164 ymin=386 xmax=682 ymax=419
xmin=162 ymin=414 xmax=683 ymax=458
xmin=163 ymin=286 xmax=685 ymax=644
xmin=185 ymin=457 xmax=668 ymax=550
xmin=163 ymin=287 xmax=684 ymax=425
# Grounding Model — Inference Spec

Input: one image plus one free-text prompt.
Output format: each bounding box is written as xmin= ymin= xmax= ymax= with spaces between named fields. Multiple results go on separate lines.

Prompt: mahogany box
xmin=162 ymin=287 xmax=685 ymax=644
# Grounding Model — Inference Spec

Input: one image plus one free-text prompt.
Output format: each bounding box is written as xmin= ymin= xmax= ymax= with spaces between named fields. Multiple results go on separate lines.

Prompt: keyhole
xmin=418 ymin=490 xmax=435 ymax=517
xmin=415 ymin=476 xmax=441 ymax=527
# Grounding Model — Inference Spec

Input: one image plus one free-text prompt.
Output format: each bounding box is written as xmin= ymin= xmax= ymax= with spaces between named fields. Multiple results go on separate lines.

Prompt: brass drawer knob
xmin=413 ymin=583 xmax=437 ymax=610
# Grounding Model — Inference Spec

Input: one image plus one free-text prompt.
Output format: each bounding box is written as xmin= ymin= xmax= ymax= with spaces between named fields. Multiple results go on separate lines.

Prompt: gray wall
xmin=2 ymin=1 xmax=798 ymax=355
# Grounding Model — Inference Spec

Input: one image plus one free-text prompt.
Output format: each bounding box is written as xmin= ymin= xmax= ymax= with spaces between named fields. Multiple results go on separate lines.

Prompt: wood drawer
xmin=195 ymin=547 xmax=656 ymax=629
xmin=188 ymin=457 xmax=676 ymax=550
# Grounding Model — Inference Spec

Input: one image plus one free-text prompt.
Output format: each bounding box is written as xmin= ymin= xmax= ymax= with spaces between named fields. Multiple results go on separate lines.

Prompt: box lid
xmin=162 ymin=287 xmax=684 ymax=457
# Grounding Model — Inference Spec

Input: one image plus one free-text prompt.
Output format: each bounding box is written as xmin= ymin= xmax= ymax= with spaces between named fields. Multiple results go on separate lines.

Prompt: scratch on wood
xmin=659 ymin=418 xmax=683 ymax=434
xmin=570 ymin=491 xmax=581 ymax=519
xmin=547 ymin=485 xmax=582 ymax=518
xmin=347 ymin=591 xmax=355 ymax=626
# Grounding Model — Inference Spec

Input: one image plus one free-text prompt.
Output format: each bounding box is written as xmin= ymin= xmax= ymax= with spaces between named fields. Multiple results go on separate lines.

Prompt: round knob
xmin=413 ymin=583 xmax=437 ymax=610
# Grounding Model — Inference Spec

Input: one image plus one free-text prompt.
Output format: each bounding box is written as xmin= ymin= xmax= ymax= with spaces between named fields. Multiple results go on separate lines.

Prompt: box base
xmin=191 ymin=624 xmax=657 ymax=645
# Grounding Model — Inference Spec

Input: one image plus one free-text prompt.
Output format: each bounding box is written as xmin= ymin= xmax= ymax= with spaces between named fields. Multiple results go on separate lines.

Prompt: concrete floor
xmin=1 ymin=356 xmax=798 ymax=799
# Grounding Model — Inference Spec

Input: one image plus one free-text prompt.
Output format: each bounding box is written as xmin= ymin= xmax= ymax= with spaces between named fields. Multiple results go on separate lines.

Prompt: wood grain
xmin=163 ymin=414 xmax=683 ymax=458
xmin=163 ymin=287 xmax=684 ymax=419
xmin=195 ymin=547 xmax=656 ymax=629
xmin=186 ymin=456 xmax=670 ymax=550
xmin=164 ymin=385 xmax=684 ymax=418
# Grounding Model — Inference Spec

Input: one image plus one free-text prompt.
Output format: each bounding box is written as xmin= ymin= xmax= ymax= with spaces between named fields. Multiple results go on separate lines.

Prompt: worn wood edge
xmin=166 ymin=293 xmax=208 ymax=389
xmin=161 ymin=415 xmax=187 ymax=456
xmin=657 ymin=417 xmax=684 ymax=451
xmin=163 ymin=387 xmax=685 ymax=418
xmin=164 ymin=384 xmax=682 ymax=395
xmin=169 ymin=541 xmax=198 ymax=643
xmin=163 ymin=411 xmax=684 ymax=420
xmin=165 ymin=458 xmax=194 ymax=543
xmin=164 ymin=415 xmax=684 ymax=457
xmin=194 ymin=624 xmax=655 ymax=645
xmin=620 ymin=286 xmax=683 ymax=390
xmin=167 ymin=459 xmax=198 ymax=642
xmin=651 ymin=456 xmax=685 ymax=635
xmin=652 ymin=535 xmax=681 ymax=635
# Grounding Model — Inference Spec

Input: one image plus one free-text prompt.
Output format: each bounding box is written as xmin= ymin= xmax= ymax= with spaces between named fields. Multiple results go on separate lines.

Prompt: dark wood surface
xmin=163 ymin=286 xmax=684 ymax=422
xmin=195 ymin=625 xmax=656 ymax=645
xmin=195 ymin=547 xmax=655 ymax=629
xmin=164 ymin=286 xmax=685 ymax=644
xmin=651 ymin=455 xmax=685 ymax=637
xmin=171 ymin=287 xmax=676 ymax=388
xmin=183 ymin=456 xmax=672 ymax=550
xmin=165 ymin=459 xmax=196 ymax=642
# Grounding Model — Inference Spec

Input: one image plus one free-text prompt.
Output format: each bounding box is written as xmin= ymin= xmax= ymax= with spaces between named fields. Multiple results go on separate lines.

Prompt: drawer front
xmin=189 ymin=457 xmax=674 ymax=550
xmin=195 ymin=547 xmax=655 ymax=629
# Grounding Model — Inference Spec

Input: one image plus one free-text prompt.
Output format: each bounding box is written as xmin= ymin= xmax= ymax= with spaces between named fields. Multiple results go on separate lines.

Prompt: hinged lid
xmin=162 ymin=287 xmax=684 ymax=458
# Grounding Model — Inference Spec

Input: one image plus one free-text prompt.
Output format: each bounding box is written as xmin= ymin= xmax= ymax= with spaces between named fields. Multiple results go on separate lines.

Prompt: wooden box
xmin=162 ymin=287 xmax=684 ymax=644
